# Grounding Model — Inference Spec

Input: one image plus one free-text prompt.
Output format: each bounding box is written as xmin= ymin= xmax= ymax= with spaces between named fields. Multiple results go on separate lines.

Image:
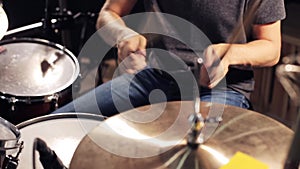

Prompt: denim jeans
xmin=52 ymin=68 xmax=251 ymax=117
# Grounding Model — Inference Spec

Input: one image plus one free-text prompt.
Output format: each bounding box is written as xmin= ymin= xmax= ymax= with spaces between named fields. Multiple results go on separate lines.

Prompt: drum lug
xmin=3 ymin=141 xmax=24 ymax=169
xmin=46 ymin=94 xmax=60 ymax=109
xmin=8 ymin=97 xmax=17 ymax=111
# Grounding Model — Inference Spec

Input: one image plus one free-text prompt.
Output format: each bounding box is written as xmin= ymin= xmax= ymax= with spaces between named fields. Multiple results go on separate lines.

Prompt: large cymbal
xmin=70 ymin=101 xmax=293 ymax=169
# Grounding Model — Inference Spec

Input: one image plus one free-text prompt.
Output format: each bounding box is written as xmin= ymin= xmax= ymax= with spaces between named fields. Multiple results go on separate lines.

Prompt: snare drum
xmin=0 ymin=117 xmax=21 ymax=169
xmin=0 ymin=38 xmax=80 ymax=124
xmin=16 ymin=113 xmax=104 ymax=169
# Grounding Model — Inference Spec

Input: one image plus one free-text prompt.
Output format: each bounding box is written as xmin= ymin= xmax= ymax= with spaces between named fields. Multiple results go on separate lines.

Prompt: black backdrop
xmin=2 ymin=0 xmax=104 ymax=55
xmin=2 ymin=0 xmax=145 ymax=55
xmin=3 ymin=0 xmax=104 ymax=29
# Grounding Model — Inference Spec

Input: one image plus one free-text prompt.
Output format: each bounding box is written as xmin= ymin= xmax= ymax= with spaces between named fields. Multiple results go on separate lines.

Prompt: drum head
xmin=16 ymin=113 xmax=104 ymax=169
xmin=0 ymin=38 xmax=80 ymax=96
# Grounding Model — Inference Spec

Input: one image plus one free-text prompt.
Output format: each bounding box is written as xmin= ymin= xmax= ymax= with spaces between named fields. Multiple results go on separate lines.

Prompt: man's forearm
xmin=96 ymin=10 xmax=138 ymax=46
xmin=225 ymin=39 xmax=281 ymax=67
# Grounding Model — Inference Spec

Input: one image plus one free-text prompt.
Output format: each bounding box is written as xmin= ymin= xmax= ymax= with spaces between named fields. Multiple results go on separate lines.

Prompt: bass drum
xmin=0 ymin=38 xmax=80 ymax=124
xmin=16 ymin=113 xmax=104 ymax=169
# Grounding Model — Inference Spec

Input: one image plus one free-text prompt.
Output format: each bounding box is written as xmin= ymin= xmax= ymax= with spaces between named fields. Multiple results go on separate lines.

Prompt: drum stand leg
xmin=0 ymin=151 xmax=5 ymax=169
xmin=284 ymin=106 xmax=300 ymax=169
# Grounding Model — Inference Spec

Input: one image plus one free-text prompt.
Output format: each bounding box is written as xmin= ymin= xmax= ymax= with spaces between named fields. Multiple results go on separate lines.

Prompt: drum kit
xmin=0 ymin=100 xmax=296 ymax=169
xmin=0 ymin=0 xmax=86 ymax=125
xmin=0 ymin=2 xmax=299 ymax=169
xmin=0 ymin=2 xmax=104 ymax=169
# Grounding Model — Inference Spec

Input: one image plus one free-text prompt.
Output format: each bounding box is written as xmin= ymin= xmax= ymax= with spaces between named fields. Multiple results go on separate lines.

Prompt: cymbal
xmin=0 ymin=5 xmax=8 ymax=40
xmin=70 ymin=101 xmax=293 ymax=169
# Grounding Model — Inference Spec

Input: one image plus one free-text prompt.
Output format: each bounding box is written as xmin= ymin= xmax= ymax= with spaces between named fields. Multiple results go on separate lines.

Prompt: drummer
xmin=52 ymin=0 xmax=285 ymax=117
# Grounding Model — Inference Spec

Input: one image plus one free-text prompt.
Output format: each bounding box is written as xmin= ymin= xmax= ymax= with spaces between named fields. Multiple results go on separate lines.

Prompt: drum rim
xmin=0 ymin=116 xmax=20 ymax=139
xmin=0 ymin=116 xmax=20 ymax=151
xmin=0 ymin=92 xmax=62 ymax=103
xmin=0 ymin=37 xmax=80 ymax=97
xmin=16 ymin=112 xmax=106 ymax=129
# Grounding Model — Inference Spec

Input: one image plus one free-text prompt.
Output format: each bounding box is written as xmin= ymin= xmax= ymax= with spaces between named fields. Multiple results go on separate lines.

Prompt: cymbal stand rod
xmin=187 ymin=112 xmax=205 ymax=148
xmin=193 ymin=57 xmax=202 ymax=116
xmin=186 ymin=55 xmax=204 ymax=147
xmin=43 ymin=0 xmax=51 ymax=34
xmin=187 ymin=114 xmax=223 ymax=147
xmin=57 ymin=0 xmax=72 ymax=49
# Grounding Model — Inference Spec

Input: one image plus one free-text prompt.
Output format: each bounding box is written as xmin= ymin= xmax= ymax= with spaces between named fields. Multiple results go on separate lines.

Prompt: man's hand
xmin=200 ymin=44 xmax=230 ymax=88
xmin=117 ymin=34 xmax=147 ymax=74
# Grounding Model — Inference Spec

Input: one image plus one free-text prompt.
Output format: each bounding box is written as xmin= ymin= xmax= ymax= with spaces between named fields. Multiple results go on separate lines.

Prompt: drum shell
xmin=0 ymin=87 xmax=73 ymax=124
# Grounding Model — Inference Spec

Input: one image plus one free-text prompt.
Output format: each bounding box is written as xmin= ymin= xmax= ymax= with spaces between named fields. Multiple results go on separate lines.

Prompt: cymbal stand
xmin=284 ymin=107 xmax=300 ymax=169
xmin=57 ymin=0 xmax=74 ymax=50
xmin=42 ymin=0 xmax=97 ymax=53
xmin=155 ymin=113 xmax=222 ymax=169
xmin=278 ymin=54 xmax=300 ymax=169
xmin=43 ymin=0 xmax=51 ymax=35
xmin=276 ymin=57 xmax=300 ymax=169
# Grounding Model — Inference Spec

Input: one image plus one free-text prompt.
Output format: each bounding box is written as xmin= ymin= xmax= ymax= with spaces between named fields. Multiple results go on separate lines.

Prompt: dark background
xmin=3 ymin=0 xmax=104 ymax=29
xmin=2 ymin=0 xmax=298 ymax=29
xmin=1 ymin=0 xmax=145 ymax=55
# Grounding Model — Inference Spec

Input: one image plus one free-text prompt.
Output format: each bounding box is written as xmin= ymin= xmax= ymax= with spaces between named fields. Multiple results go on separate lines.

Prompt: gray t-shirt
xmin=144 ymin=0 xmax=286 ymax=100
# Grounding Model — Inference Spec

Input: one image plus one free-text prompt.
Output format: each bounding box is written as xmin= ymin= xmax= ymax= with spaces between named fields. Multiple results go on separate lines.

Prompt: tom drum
xmin=16 ymin=113 xmax=104 ymax=169
xmin=0 ymin=38 xmax=80 ymax=124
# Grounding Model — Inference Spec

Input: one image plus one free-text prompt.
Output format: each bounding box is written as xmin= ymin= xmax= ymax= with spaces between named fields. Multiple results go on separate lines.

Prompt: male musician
xmin=52 ymin=0 xmax=285 ymax=116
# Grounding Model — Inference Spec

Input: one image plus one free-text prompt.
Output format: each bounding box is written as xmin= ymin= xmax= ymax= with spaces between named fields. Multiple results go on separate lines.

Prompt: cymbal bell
xmin=70 ymin=101 xmax=293 ymax=169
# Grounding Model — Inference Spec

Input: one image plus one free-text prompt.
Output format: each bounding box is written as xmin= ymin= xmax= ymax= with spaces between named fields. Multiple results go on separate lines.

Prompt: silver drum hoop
xmin=0 ymin=117 xmax=20 ymax=152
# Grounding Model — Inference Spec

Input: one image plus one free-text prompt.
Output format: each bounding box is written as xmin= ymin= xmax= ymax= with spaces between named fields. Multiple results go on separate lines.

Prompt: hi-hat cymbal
xmin=70 ymin=101 xmax=293 ymax=169
xmin=0 ymin=5 xmax=8 ymax=40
